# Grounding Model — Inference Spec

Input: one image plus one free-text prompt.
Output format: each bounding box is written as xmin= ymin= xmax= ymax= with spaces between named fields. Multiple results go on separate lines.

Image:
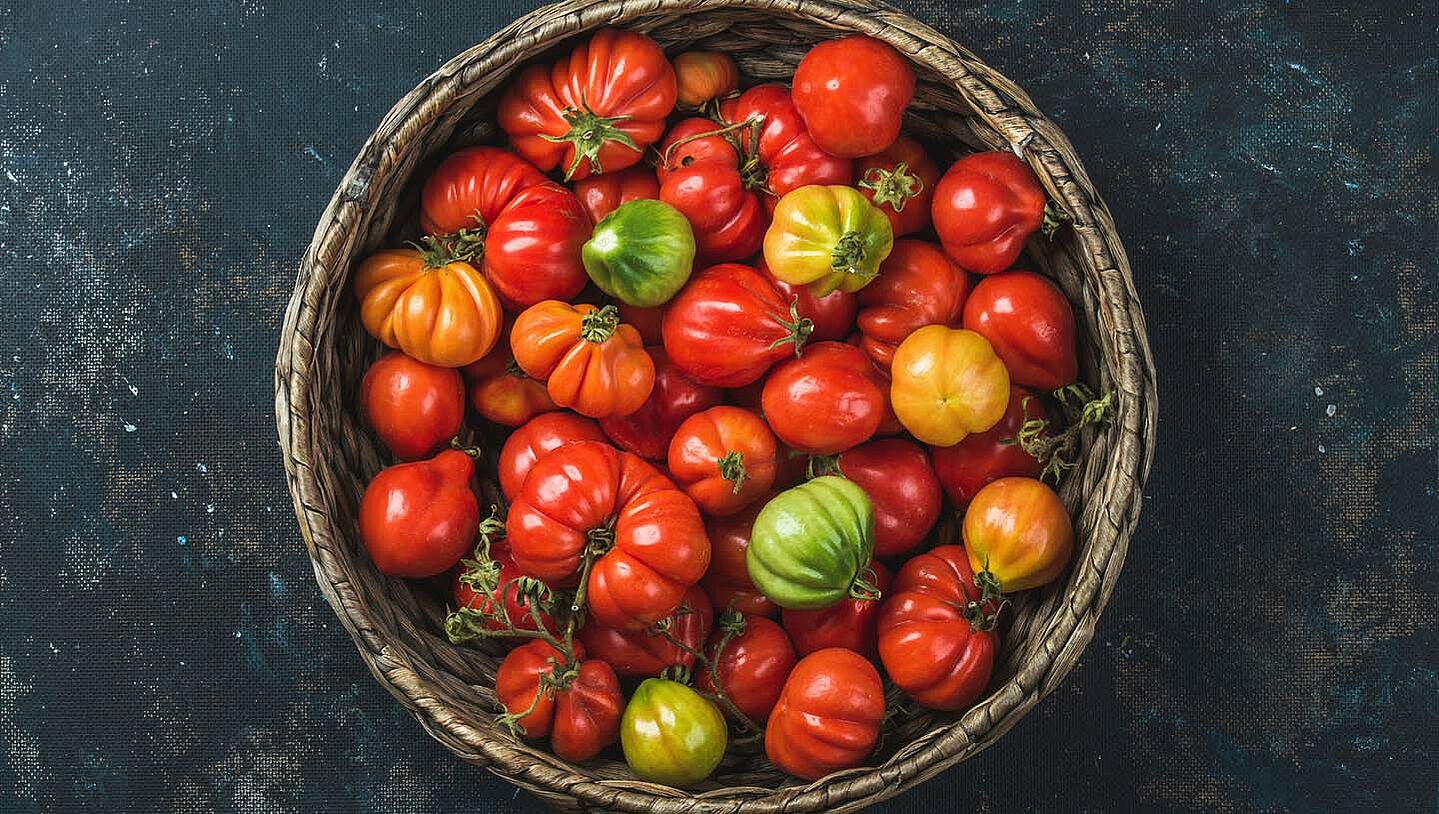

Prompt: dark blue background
xmin=0 ymin=1 xmax=1435 ymax=811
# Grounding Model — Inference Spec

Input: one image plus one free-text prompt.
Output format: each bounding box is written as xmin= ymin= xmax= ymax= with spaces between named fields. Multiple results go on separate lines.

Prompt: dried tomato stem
xmin=716 ymin=451 xmax=749 ymax=495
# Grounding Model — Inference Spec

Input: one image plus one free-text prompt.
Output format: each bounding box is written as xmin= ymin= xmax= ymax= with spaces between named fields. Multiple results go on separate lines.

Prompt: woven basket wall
xmin=274 ymin=0 xmax=1158 ymax=810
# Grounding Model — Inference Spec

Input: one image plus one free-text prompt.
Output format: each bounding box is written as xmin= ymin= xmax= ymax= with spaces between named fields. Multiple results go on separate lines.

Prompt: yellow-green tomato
xmin=762 ymin=185 xmax=894 ymax=296
xmin=620 ymin=679 xmax=727 ymax=786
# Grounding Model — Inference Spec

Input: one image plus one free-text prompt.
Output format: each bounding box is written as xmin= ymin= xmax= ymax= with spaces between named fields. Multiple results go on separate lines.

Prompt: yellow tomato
xmin=889 ymin=325 xmax=1009 ymax=446
xmin=963 ymin=477 xmax=1074 ymax=593
xmin=762 ymin=185 xmax=894 ymax=296
xmin=353 ymin=247 xmax=503 ymax=368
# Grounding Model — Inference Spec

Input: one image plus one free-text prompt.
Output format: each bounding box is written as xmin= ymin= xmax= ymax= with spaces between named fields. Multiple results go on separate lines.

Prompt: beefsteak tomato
xmin=657 ymin=116 xmax=767 ymax=262
xmin=856 ymin=239 xmax=971 ymax=372
xmin=359 ymin=449 xmax=479 ymax=578
xmin=964 ymin=477 xmax=1073 ymax=594
xmin=782 ymin=560 xmax=890 ymax=663
xmin=599 ymin=346 xmax=723 ymax=460
xmin=931 ymin=386 xmax=1046 ymax=508
xmin=667 ymin=406 xmax=777 ymax=517
xmin=764 ymin=185 xmax=894 ymax=296
xmin=933 ymin=151 xmax=1057 ymax=275
xmin=497 ymin=412 xmax=608 ymax=501
xmin=661 ymin=263 xmax=813 ymax=388
xmin=856 ymin=136 xmax=939 ymax=237
xmin=762 ymin=341 xmax=885 ymax=455
xmin=360 ymin=351 xmax=465 ymax=460
xmin=496 ymin=639 xmax=623 ymax=762
xmin=583 ymin=199 xmax=696 ymax=307
xmin=890 ymin=325 xmax=1009 ymax=447
xmin=747 ymin=477 xmax=876 ymax=610
xmin=792 ymin=35 xmax=914 ymax=158
xmin=962 ymin=270 xmax=1078 ymax=390
xmin=765 ymin=648 xmax=884 ymax=779
xmin=353 ymin=246 xmax=504 ymax=368
xmin=719 ymin=84 xmax=853 ymax=211
xmin=511 ymin=302 xmax=655 ymax=418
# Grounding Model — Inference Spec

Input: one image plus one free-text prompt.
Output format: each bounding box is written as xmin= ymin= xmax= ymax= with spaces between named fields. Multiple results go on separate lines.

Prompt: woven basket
xmin=275 ymin=0 xmax=1157 ymax=810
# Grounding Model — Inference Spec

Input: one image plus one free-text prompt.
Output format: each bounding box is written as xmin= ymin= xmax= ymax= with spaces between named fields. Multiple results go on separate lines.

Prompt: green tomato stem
xmin=716 ymin=451 xmax=749 ymax=495
xmin=830 ymin=230 xmax=874 ymax=278
xmin=539 ymin=103 xmax=639 ymax=180
xmin=579 ymin=304 xmax=621 ymax=344
xmin=858 ymin=161 xmax=923 ymax=212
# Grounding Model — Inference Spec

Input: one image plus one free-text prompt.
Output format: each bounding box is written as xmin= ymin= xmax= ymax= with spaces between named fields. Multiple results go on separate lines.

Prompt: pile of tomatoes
xmin=351 ymin=28 xmax=1110 ymax=786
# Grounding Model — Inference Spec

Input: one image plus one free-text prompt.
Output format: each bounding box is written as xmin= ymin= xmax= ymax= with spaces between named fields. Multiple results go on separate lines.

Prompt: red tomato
xmin=719 ymin=84 xmax=853 ymax=212
xmin=495 ymin=639 xmax=623 ymax=761
xmin=617 ymin=303 xmax=666 ymax=346
xmin=507 ymin=441 xmax=710 ymax=630
xmin=767 ymin=265 xmax=858 ymax=343
xmin=931 ymin=386 xmax=1046 ymax=508
xmin=452 ymin=542 xmax=557 ymax=635
xmin=419 ymin=146 xmax=590 ymax=310
xmin=657 ymin=118 xmax=767 ymax=263
xmin=497 ymin=29 xmax=676 ymax=180
xmin=599 ymin=347 xmax=724 ymax=460
xmin=497 ymin=412 xmax=608 ymax=502
xmin=579 ymin=585 xmax=712 ymax=678
xmin=360 ymin=351 xmax=465 ymax=461
xmin=701 ymin=499 xmax=779 ymax=619
xmin=962 ymin=270 xmax=1079 ymax=390
xmin=762 ymin=341 xmax=884 ymax=455
xmin=877 ymin=545 xmax=998 ymax=711
xmin=462 ymin=344 xmax=557 ymax=428
xmin=964 ymin=477 xmax=1073 ymax=593
xmin=820 ymin=439 xmax=942 ymax=559
xmin=359 ymin=449 xmax=479 ymax=578
xmin=668 ymin=406 xmax=777 ymax=517
xmin=933 ymin=152 xmax=1048 ymax=275
xmin=571 ymin=165 xmax=660 ymax=224
xmin=765 ymin=648 xmax=884 ymax=779
xmin=791 ymin=36 xmax=914 ymax=158
xmin=856 ymin=136 xmax=939 ymax=237
xmin=856 ymin=239 xmax=971 ymax=372
xmin=782 ymin=560 xmax=890 ymax=663
xmin=662 ymin=263 xmax=813 ymax=387
xmin=696 ymin=615 xmax=797 ymax=724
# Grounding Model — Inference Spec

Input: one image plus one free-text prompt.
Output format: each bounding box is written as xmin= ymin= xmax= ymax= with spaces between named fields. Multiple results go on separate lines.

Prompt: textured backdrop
xmin=0 ymin=1 xmax=1435 ymax=811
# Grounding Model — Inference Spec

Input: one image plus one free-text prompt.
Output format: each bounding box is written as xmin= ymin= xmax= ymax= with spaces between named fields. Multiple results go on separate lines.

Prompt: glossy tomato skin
xmin=621 ymin=679 xmax=727 ymax=786
xmin=933 ymin=152 xmax=1047 ymax=275
xmin=571 ymin=165 xmax=660 ymax=224
xmin=583 ymin=199 xmax=697 ymax=308
xmin=963 ymin=270 xmax=1079 ymax=390
xmin=720 ymin=84 xmax=853 ymax=212
xmin=496 ymin=640 xmax=624 ymax=762
xmin=353 ymin=249 xmax=504 ymax=368
xmin=769 ymin=267 xmax=858 ymax=343
xmin=617 ymin=303 xmax=665 ymax=346
xmin=765 ymin=648 xmax=885 ymax=779
xmin=462 ymin=343 xmax=557 ymax=428
xmin=701 ymin=499 xmax=780 ymax=618
xmin=497 ymin=412 xmax=608 ymax=502
xmin=931 ymin=386 xmax=1046 ymax=508
xmin=782 ymin=560 xmax=891 ymax=663
xmin=792 ymin=36 xmax=914 ymax=158
xmin=964 ymin=477 xmax=1074 ymax=593
xmin=452 ymin=542 xmax=557 ymax=635
xmin=360 ymin=351 xmax=465 ymax=461
xmin=662 ymin=263 xmax=812 ymax=388
xmin=673 ymin=51 xmax=739 ymax=108
xmin=747 ymin=477 xmax=875 ymax=610
xmin=507 ymin=441 xmax=710 ymax=631
xmin=763 ymin=185 xmax=894 ymax=296
xmin=658 ymin=118 xmax=767 ymax=263
xmin=856 ymin=240 xmax=971 ymax=372
xmin=827 ymin=439 xmax=943 ymax=559
xmin=667 ymin=406 xmax=777 ymax=517
xmin=890 ymin=326 xmax=1010 ymax=447
xmin=497 ymin=29 xmax=676 ymax=180
xmin=856 ymin=136 xmax=939 ymax=237
xmin=511 ymin=302 xmax=656 ymax=419
xmin=877 ymin=545 xmax=998 ymax=711
xmin=359 ymin=449 xmax=480 ymax=578
xmin=580 ymin=585 xmax=712 ymax=678
xmin=762 ymin=342 xmax=885 ymax=455
xmin=696 ymin=615 xmax=798 ymax=724
xmin=599 ymin=346 xmax=723 ymax=460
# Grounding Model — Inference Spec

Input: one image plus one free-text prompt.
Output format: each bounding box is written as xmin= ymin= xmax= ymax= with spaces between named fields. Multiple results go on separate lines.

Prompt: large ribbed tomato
xmin=762 ymin=342 xmax=885 ymax=455
xmin=496 ymin=412 xmax=608 ymax=502
xmin=792 ymin=35 xmax=914 ymax=158
xmin=495 ymin=640 xmax=623 ymax=762
xmin=890 ymin=326 xmax=1009 ymax=447
xmin=962 ymin=270 xmax=1079 ymax=390
xmin=657 ymin=117 xmax=767 ymax=263
xmin=579 ymin=585 xmax=712 ymax=678
xmin=856 ymin=239 xmax=971 ymax=372
xmin=720 ymin=84 xmax=853 ymax=211
xmin=511 ymin=302 xmax=655 ymax=419
xmin=662 ymin=263 xmax=813 ymax=388
xmin=667 ymin=406 xmax=777 ymax=517
xmin=765 ymin=648 xmax=884 ymax=780
xmin=352 ymin=247 xmax=504 ymax=368
xmin=933 ymin=151 xmax=1053 ymax=275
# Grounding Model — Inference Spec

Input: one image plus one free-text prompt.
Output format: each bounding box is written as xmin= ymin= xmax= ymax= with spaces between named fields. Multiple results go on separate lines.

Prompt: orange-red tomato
xmin=352 ymin=248 xmax=503 ymax=368
xmin=931 ymin=386 xmax=1047 ymax=508
xmin=571 ymin=165 xmax=661 ymax=225
xmin=358 ymin=449 xmax=479 ymax=578
xmin=782 ymin=560 xmax=891 ymax=663
xmin=890 ymin=325 xmax=1009 ymax=447
xmin=580 ymin=585 xmax=712 ymax=678
xmin=462 ymin=342 xmax=556 ymax=428
xmin=762 ymin=341 xmax=885 ymax=455
xmin=511 ymin=302 xmax=655 ymax=419
xmin=495 ymin=640 xmax=623 ymax=762
xmin=696 ymin=615 xmax=797 ymax=724
xmin=668 ymin=406 xmax=777 ymax=517
xmin=360 ymin=351 xmax=465 ymax=461
xmin=856 ymin=137 xmax=939 ymax=238
xmin=963 ymin=477 xmax=1074 ymax=593
xmin=765 ymin=648 xmax=884 ymax=779
xmin=673 ymin=51 xmax=739 ymax=108
xmin=962 ymin=270 xmax=1079 ymax=390
xmin=701 ymin=499 xmax=780 ymax=619
xmin=856 ymin=240 xmax=971 ymax=372
xmin=496 ymin=412 xmax=609 ymax=502
xmin=791 ymin=35 xmax=914 ymax=158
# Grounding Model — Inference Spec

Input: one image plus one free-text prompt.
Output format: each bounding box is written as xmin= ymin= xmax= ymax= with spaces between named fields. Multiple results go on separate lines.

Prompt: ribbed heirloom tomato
xmin=933 ymin=151 xmax=1057 ymax=275
xmin=667 ymin=406 xmax=777 ymax=517
xmin=599 ymin=347 xmax=723 ymax=461
xmin=890 ymin=325 xmax=1010 ymax=447
xmin=496 ymin=640 xmax=623 ymax=762
xmin=931 ymin=386 xmax=1046 ymax=508
xmin=496 ymin=412 xmax=608 ymax=502
xmin=792 ymin=35 xmax=915 ymax=158
xmin=696 ymin=614 xmax=797 ymax=724
xmin=964 ymin=477 xmax=1074 ymax=595
xmin=582 ymin=199 xmax=696 ymax=308
xmin=359 ymin=449 xmax=479 ymax=578
xmin=856 ymin=239 xmax=971 ymax=372
xmin=764 ymin=185 xmax=894 ymax=296
xmin=662 ymin=263 xmax=813 ymax=388
xmin=352 ymin=246 xmax=504 ymax=368
xmin=856 ymin=136 xmax=939 ymax=238
xmin=762 ymin=341 xmax=885 ymax=455
xmin=579 ymin=585 xmax=712 ymax=678
xmin=783 ymin=560 xmax=890 ymax=663
xmin=963 ymin=270 xmax=1079 ymax=391
xmin=701 ymin=499 xmax=779 ymax=618
xmin=747 ymin=476 xmax=876 ymax=610
xmin=812 ymin=438 xmax=943 ymax=559
xmin=765 ymin=648 xmax=885 ymax=779
xmin=571 ymin=165 xmax=660 ymax=224
xmin=511 ymin=302 xmax=655 ymax=419
xmin=360 ymin=351 xmax=465 ymax=461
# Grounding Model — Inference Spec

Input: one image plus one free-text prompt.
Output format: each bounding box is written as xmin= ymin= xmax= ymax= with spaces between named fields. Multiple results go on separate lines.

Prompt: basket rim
xmin=274 ymin=0 xmax=1159 ymax=811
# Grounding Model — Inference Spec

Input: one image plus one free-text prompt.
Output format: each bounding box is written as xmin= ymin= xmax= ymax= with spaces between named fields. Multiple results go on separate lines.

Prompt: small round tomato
xmin=668 ymin=406 xmax=777 ymax=517
xmin=497 ymin=412 xmax=608 ymax=501
xmin=964 ymin=477 xmax=1074 ymax=594
xmin=763 ymin=342 xmax=885 ymax=455
xmin=360 ymin=351 xmax=465 ymax=461
xmin=817 ymin=438 xmax=943 ymax=559
xmin=890 ymin=325 xmax=1010 ymax=447
xmin=748 ymin=477 xmax=875 ymax=610
xmin=768 ymin=265 xmax=858 ymax=343
xmin=599 ymin=347 xmax=723 ymax=460
xmin=462 ymin=343 xmax=556 ymax=428
xmin=662 ymin=263 xmax=813 ymax=388
xmin=782 ymin=560 xmax=890 ymax=663
xmin=696 ymin=614 xmax=797 ymax=724
xmin=764 ymin=185 xmax=894 ymax=296
xmin=701 ymin=499 xmax=779 ymax=618
xmin=353 ymin=247 xmax=504 ymax=368
xmin=571 ymin=165 xmax=660 ymax=224
xmin=792 ymin=35 xmax=914 ymax=158
xmin=765 ymin=648 xmax=884 ymax=779
xmin=932 ymin=386 xmax=1046 ymax=508
xmin=856 ymin=136 xmax=939 ymax=237
xmin=452 ymin=542 xmax=557 ymax=635
xmin=962 ymin=270 xmax=1079 ymax=390
xmin=359 ymin=449 xmax=479 ymax=578
xmin=496 ymin=640 xmax=623 ymax=762
xmin=673 ymin=51 xmax=739 ymax=109
xmin=511 ymin=302 xmax=656 ymax=418
xmin=621 ymin=678 xmax=727 ymax=786
xmin=579 ymin=585 xmax=712 ymax=678
xmin=933 ymin=151 xmax=1051 ymax=275
xmin=856 ymin=239 xmax=971 ymax=372
xmin=583 ymin=199 xmax=696 ymax=308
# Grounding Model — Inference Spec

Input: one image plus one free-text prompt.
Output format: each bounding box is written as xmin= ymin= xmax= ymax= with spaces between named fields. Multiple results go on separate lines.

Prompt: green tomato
xmin=746 ymin=476 xmax=875 ymax=609
xmin=582 ymin=199 xmax=696 ymax=307
xmin=620 ymin=678 xmax=727 ymax=787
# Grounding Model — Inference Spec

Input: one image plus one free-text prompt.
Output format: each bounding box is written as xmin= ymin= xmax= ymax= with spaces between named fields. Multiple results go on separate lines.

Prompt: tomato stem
xmin=804 ymin=454 xmax=841 ymax=480
xmin=503 ymin=358 xmax=527 ymax=378
xmin=716 ymin=451 xmax=749 ymax=495
xmin=848 ymin=564 xmax=883 ymax=603
xmin=1042 ymin=200 xmax=1070 ymax=239
xmin=858 ymin=161 xmax=923 ymax=212
xmin=569 ymin=518 xmax=615 ymax=616
xmin=766 ymin=296 xmax=814 ymax=357
xmin=579 ymin=304 xmax=621 ymax=344
xmin=831 ymin=230 xmax=874 ymax=279
xmin=1013 ymin=385 xmax=1115 ymax=483
xmin=539 ymin=102 xmax=640 ymax=180
xmin=449 ymin=435 xmax=485 ymax=460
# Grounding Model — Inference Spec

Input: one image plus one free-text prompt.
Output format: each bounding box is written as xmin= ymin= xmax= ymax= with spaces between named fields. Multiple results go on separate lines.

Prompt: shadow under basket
xmin=274 ymin=0 xmax=1159 ymax=810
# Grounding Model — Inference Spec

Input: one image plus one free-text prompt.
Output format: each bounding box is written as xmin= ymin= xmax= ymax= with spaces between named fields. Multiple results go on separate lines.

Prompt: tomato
xmin=599 ymin=347 xmax=723 ymax=460
xmin=747 ymin=477 xmax=875 ymax=610
xmin=962 ymin=270 xmax=1079 ymax=390
xmin=571 ymin=165 xmax=660 ymax=224
xmin=964 ymin=477 xmax=1073 ymax=594
xmin=816 ymin=438 xmax=942 ymax=559
xmin=496 ymin=640 xmax=623 ymax=762
xmin=580 ymin=585 xmax=712 ymax=678
xmin=497 ymin=412 xmax=608 ymax=502
xmin=696 ymin=614 xmax=797 ymax=724
xmin=661 ymin=263 xmax=813 ymax=387
xmin=583 ymin=199 xmax=696 ymax=308
xmin=856 ymin=136 xmax=939 ymax=237
xmin=856 ymin=239 xmax=971 ymax=372
xmin=360 ymin=351 xmax=465 ymax=460
xmin=657 ymin=117 xmax=767 ymax=263
xmin=877 ymin=545 xmax=998 ymax=711
xmin=762 ymin=342 xmax=884 ymax=455
xmin=890 ymin=325 xmax=1009 ymax=447
xmin=667 ymin=406 xmax=777 ymax=517
xmin=621 ymin=678 xmax=727 ymax=786
xmin=767 ymin=264 xmax=858 ymax=343
xmin=452 ymin=542 xmax=557 ymax=635
xmin=792 ymin=35 xmax=914 ymax=158
xmin=511 ymin=302 xmax=655 ymax=418
xmin=359 ymin=449 xmax=479 ymax=578
xmin=783 ymin=560 xmax=891 ymax=663
xmin=701 ymin=499 xmax=779 ymax=618
xmin=617 ymin=303 xmax=665 ymax=346
xmin=498 ymin=29 xmax=676 ymax=180
xmin=507 ymin=441 xmax=710 ymax=630
xmin=352 ymin=247 xmax=503 ymax=368
xmin=931 ymin=386 xmax=1046 ymax=508
xmin=673 ymin=51 xmax=739 ymax=109
xmin=418 ymin=147 xmax=591 ymax=310
xmin=933 ymin=151 xmax=1051 ymax=275
xmin=764 ymin=185 xmax=894 ymax=296
xmin=719 ymin=84 xmax=853 ymax=212
xmin=462 ymin=344 xmax=556 ymax=428
xmin=765 ymin=648 xmax=884 ymax=779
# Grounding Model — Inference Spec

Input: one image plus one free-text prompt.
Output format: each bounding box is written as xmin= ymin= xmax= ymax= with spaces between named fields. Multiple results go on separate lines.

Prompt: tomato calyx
xmin=831 ymin=230 xmax=876 ymax=280
xmin=448 ymin=434 xmax=485 ymax=460
xmin=1041 ymin=200 xmax=1070 ymax=239
xmin=765 ymin=297 xmax=815 ymax=357
xmin=716 ymin=450 xmax=750 ymax=495
xmin=803 ymin=454 xmax=842 ymax=480
xmin=540 ymin=102 xmax=640 ymax=180
xmin=579 ymin=304 xmax=622 ymax=344
xmin=496 ymin=652 xmax=582 ymax=737
xmin=503 ymin=358 xmax=528 ymax=378
xmin=965 ymin=568 xmax=1008 ymax=632
xmin=847 ymin=564 xmax=883 ymax=603
xmin=1007 ymin=384 xmax=1115 ymax=482
xmin=859 ymin=161 xmax=923 ymax=212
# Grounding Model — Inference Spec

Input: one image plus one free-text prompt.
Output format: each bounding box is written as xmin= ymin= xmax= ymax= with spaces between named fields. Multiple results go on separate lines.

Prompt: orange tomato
xmin=510 ymin=302 xmax=655 ymax=418
xmin=673 ymin=51 xmax=739 ymax=108
xmin=353 ymin=247 xmax=503 ymax=368
xmin=889 ymin=325 xmax=1009 ymax=446
xmin=963 ymin=477 xmax=1074 ymax=593
xmin=463 ymin=348 xmax=557 ymax=428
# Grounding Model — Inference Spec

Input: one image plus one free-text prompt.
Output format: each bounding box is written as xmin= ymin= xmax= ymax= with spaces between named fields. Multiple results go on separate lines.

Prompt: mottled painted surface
xmin=0 ymin=1 xmax=1434 ymax=811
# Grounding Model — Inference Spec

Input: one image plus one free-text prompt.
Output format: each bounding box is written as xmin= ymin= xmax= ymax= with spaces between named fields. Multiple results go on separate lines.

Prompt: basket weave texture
xmin=274 ymin=1 xmax=1158 ymax=810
